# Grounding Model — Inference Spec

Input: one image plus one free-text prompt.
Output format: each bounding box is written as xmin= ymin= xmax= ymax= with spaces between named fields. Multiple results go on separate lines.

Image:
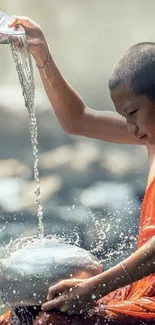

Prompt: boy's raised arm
xmin=9 ymin=16 xmax=143 ymax=145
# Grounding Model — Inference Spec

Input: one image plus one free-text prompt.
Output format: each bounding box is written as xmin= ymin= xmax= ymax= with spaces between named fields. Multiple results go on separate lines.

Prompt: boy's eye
xmin=129 ymin=109 xmax=137 ymax=116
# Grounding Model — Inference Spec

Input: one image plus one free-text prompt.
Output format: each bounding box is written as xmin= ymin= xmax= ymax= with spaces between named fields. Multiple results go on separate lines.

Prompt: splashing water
xmin=9 ymin=35 xmax=44 ymax=238
xmin=10 ymin=306 xmax=40 ymax=325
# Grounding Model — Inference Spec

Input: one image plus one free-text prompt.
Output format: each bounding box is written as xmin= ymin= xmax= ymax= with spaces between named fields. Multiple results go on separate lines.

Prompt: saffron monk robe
xmin=1 ymin=14 xmax=155 ymax=324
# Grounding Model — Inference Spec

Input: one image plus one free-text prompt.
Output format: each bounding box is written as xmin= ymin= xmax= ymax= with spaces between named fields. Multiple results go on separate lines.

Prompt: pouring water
xmin=0 ymin=11 xmax=44 ymax=238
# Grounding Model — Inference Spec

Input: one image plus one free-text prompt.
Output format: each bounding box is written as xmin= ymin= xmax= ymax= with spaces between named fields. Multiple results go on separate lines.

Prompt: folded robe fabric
xmin=1 ymin=179 xmax=155 ymax=324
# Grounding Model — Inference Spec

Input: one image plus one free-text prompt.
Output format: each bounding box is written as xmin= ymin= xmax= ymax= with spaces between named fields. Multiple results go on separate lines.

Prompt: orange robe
xmin=1 ymin=178 xmax=155 ymax=324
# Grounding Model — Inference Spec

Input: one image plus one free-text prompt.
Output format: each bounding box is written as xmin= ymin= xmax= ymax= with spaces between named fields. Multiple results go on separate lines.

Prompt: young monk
xmin=1 ymin=15 xmax=155 ymax=324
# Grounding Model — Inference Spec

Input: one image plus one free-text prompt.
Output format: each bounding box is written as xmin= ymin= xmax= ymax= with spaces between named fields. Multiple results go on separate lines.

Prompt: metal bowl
xmin=0 ymin=239 xmax=102 ymax=306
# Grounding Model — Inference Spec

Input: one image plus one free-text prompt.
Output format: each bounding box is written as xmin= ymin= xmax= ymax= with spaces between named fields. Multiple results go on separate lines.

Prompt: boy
xmin=3 ymin=16 xmax=155 ymax=324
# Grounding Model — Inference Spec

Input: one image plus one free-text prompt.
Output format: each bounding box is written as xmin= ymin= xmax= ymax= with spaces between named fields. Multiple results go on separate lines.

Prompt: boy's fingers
xmin=47 ymin=280 xmax=72 ymax=300
xmin=8 ymin=19 xmax=16 ymax=28
xmin=42 ymin=297 xmax=67 ymax=311
xmin=12 ymin=15 xmax=30 ymax=22
xmin=8 ymin=16 xmax=30 ymax=28
xmin=47 ymin=278 xmax=79 ymax=300
xmin=42 ymin=299 xmax=58 ymax=311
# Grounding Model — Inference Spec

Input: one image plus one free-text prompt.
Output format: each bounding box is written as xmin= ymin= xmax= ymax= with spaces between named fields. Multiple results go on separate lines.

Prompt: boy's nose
xmin=126 ymin=121 xmax=138 ymax=136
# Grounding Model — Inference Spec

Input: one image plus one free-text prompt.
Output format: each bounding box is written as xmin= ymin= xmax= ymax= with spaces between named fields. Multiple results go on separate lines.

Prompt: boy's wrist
xmin=87 ymin=273 xmax=108 ymax=299
xmin=33 ymin=42 xmax=50 ymax=68
xmin=93 ymin=263 xmax=132 ymax=298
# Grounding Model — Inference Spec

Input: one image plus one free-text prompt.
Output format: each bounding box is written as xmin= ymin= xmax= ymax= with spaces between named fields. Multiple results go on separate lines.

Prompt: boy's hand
xmin=42 ymin=277 xmax=100 ymax=315
xmin=8 ymin=16 xmax=49 ymax=66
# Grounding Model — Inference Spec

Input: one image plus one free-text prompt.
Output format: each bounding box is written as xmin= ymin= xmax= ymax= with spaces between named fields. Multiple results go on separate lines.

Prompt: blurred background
xmin=0 ymin=0 xmax=152 ymax=271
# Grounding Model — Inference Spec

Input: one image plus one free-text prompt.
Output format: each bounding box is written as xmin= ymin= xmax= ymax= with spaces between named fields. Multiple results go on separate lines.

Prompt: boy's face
xmin=110 ymin=83 xmax=155 ymax=145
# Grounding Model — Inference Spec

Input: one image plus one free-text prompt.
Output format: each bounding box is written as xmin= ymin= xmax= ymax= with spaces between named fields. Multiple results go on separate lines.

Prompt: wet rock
xmin=79 ymin=181 xmax=135 ymax=210
xmin=19 ymin=175 xmax=62 ymax=212
xmin=39 ymin=141 xmax=101 ymax=170
xmin=39 ymin=144 xmax=74 ymax=169
xmin=100 ymin=145 xmax=147 ymax=178
xmin=0 ymin=159 xmax=30 ymax=178
xmin=39 ymin=142 xmax=104 ymax=188
xmin=0 ymin=177 xmax=25 ymax=211
xmin=0 ymin=174 xmax=62 ymax=213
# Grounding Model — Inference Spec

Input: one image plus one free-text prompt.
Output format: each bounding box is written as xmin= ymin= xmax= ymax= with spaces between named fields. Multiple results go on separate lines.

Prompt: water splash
xmin=10 ymin=306 xmax=40 ymax=325
xmin=4 ymin=231 xmax=81 ymax=259
xmin=10 ymin=310 xmax=20 ymax=325
xmin=9 ymin=35 xmax=44 ymax=238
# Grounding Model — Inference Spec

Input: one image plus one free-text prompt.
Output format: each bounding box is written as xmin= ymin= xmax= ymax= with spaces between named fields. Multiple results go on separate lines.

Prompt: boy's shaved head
xmin=108 ymin=42 xmax=155 ymax=102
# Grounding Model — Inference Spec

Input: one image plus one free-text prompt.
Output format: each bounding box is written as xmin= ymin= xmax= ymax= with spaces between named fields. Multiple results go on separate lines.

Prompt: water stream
xmin=3 ymin=32 xmax=45 ymax=325
xmin=9 ymin=34 xmax=44 ymax=238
